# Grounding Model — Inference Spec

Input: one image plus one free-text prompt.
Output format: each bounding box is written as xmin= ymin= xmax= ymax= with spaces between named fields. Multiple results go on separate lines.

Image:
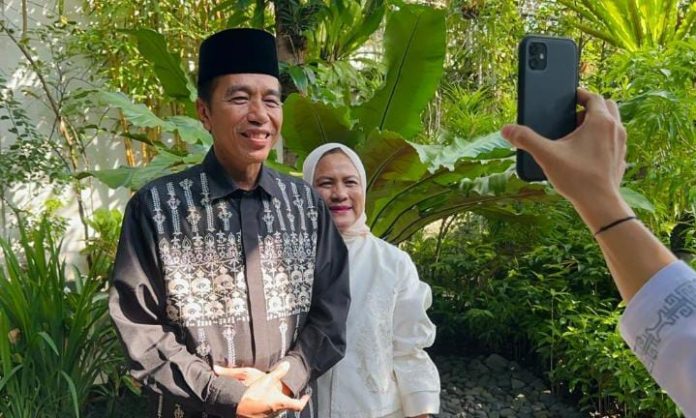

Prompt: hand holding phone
xmin=516 ymin=35 xmax=578 ymax=182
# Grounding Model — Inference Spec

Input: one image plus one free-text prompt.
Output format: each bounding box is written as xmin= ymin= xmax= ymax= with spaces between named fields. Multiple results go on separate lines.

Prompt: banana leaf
xmin=354 ymin=4 xmax=446 ymax=139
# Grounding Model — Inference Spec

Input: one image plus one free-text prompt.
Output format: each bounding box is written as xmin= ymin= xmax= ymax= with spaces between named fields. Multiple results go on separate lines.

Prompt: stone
xmin=434 ymin=355 xmax=583 ymax=418
xmin=511 ymin=378 xmax=526 ymax=390
xmin=484 ymin=354 xmax=509 ymax=371
xmin=500 ymin=408 xmax=515 ymax=417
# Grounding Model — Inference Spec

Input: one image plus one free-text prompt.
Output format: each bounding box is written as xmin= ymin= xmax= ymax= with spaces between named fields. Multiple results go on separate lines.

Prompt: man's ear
xmin=196 ymin=98 xmax=212 ymax=132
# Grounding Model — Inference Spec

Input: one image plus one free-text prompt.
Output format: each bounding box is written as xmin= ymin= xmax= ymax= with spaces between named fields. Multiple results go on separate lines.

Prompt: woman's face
xmin=313 ymin=151 xmax=364 ymax=233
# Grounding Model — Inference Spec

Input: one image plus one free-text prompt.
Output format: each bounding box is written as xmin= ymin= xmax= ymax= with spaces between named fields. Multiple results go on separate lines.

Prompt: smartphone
xmin=516 ymin=35 xmax=578 ymax=182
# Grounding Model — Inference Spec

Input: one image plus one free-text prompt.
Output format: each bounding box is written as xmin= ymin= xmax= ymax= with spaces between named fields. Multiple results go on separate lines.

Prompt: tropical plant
xmin=445 ymin=0 xmax=524 ymax=90
xmin=262 ymin=4 xmax=552 ymax=243
xmin=0 ymin=218 xmax=123 ymax=418
xmin=558 ymin=0 xmax=696 ymax=51
xmin=554 ymin=0 xmax=696 ymax=253
xmin=85 ymin=3 xmax=659 ymax=244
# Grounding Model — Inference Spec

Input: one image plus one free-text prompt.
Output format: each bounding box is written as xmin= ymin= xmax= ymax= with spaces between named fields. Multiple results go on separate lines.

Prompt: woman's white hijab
xmin=302 ymin=143 xmax=370 ymax=238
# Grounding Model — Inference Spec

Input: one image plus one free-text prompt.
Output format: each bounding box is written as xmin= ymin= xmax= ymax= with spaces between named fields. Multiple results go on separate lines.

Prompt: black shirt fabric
xmin=109 ymin=148 xmax=350 ymax=418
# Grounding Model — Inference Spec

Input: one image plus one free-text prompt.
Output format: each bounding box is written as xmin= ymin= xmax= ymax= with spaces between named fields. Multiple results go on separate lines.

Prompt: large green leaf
xmin=123 ymin=29 xmax=197 ymax=105
xmin=354 ymin=4 xmax=446 ymax=138
xmin=352 ymin=128 xmax=550 ymax=243
xmin=358 ymin=130 xmax=427 ymax=191
xmin=372 ymin=170 xmax=549 ymax=243
xmin=97 ymin=90 xmax=173 ymax=130
xmin=620 ymin=187 xmax=655 ymax=212
xmin=410 ymin=131 xmax=514 ymax=173
xmin=97 ymin=90 xmax=211 ymax=147
xmin=313 ymin=0 xmax=386 ymax=61
xmin=281 ymin=93 xmax=362 ymax=161
xmin=166 ymin=116 xmax=213 ymax=146
xmin=79 ymin=151 xmax=198 ymax=190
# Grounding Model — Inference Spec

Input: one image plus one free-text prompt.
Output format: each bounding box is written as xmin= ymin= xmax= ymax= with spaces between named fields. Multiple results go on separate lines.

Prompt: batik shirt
xmin=109 ymin=149 xmax=350 ymax=418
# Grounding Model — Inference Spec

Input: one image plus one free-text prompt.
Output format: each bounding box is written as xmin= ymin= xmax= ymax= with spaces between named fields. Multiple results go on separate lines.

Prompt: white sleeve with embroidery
xmin=392 ymin=253 xmax=441 ymax=417
xmin=620 ymin=260 xmax=696 ymax=417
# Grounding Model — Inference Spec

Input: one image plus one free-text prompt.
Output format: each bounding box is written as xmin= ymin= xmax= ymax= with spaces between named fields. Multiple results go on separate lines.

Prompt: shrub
xmin=0 ymin=218 xmax=123 ymax=417
xmin=408 ymin=210 xmax=682 ymax=416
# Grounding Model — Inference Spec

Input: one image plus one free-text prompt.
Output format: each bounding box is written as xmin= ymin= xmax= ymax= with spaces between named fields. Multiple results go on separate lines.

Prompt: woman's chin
xmin=332 ymin=216 xmax=355 ymax=233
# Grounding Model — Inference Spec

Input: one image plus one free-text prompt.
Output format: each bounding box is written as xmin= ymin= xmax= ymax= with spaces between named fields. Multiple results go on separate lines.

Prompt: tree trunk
xmin=272 ymin=0 xmax=307 ymax=100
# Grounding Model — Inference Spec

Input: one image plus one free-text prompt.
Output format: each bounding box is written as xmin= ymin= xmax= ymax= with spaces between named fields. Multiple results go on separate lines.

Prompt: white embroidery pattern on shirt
xmin=155 ymin=177 xmax=250 ymax=327
xmin=263 ymin=198 xmax=275 ymax=233
xmin=222 ymin=325 xmax=236 ymax=365
xmin=304 ymin=185 xmax=318 ymax=230
xmin=217 ymin=201 xmax=232 ymax=232
xmin=196 ymin=327 xmax=211 ymax=361
xmin=273 ymin=197 xmax=286 ymax=231
xmin=259 ymin=180 xmax=317 ymax=320
xmin=635 ymin=280 xmax=696 ymax=371
xmin=151 ymin=187 xmax=166 ymax=234
xmin=173 ymin=404 xmax=184 ymax=418
xmin=357 ymin=292 xmax=394 ymax=393
xmin=200 ymin=173 xmax=215 ymax=233
xmin=291 ymin=183 xmax=307 ymax=232
xmin=277 ymin=178 xmax=296 ymax=232
xmin=279 ymin=318 xmax=288 ymax=355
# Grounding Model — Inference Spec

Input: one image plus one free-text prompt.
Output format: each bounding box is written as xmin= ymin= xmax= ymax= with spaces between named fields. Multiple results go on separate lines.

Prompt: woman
xmin=303 ymin=143 xmax=440 ymax=418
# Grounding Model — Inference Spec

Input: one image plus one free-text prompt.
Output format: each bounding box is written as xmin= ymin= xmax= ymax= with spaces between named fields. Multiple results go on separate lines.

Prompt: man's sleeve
xmin=109 ymin=193 xmax=247 ymax=417
xmin=619 ymin=260 xmax=696 ymax=417
xmin=276 ymin=197 xmax=350 ymax=395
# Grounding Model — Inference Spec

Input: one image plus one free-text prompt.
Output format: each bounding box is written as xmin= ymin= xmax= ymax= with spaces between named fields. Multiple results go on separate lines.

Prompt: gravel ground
xmin=434 ymin=354 xmax=585 ymax=418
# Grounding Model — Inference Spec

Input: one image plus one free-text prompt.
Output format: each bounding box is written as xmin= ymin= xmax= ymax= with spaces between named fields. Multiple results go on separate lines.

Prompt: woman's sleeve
xmin=619 ymin=260 xmax=696 ymax=416
xmin=392 ymin=252 xmax=441 ymax=416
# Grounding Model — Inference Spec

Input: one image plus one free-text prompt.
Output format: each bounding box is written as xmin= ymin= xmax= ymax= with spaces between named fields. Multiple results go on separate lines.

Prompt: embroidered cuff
xmin=620 ymin=260 xmax=696 ymax=372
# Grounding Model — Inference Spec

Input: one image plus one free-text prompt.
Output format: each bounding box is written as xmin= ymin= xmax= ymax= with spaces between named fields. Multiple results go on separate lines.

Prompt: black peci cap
xmin=197 ymin=28 xmax=279 ymax=88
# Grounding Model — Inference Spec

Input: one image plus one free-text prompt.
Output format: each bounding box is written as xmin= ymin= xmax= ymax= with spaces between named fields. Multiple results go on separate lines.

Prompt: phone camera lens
xmin=530 ymin=58 xmax=540 ymax=69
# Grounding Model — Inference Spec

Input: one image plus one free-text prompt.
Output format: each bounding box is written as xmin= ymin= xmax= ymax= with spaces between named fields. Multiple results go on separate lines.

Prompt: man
xmin=502 ymin=89 xmax=696 ymax=416
xmin=109 ymin=28 xmax=350 ymax=418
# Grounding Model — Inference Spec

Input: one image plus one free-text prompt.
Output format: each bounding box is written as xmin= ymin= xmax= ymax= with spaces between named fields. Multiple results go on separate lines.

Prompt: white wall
xmin=1 ymin=0 xmax=129 ymax=270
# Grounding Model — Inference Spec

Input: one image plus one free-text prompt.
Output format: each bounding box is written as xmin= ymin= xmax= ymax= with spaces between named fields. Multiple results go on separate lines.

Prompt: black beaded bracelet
xmin=593 ymin=216 xmax=637 ymax=237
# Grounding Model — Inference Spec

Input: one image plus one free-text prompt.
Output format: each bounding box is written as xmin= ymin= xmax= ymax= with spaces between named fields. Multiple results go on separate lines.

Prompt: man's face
xmin=197 ymin=73 xmax=282 ymax=169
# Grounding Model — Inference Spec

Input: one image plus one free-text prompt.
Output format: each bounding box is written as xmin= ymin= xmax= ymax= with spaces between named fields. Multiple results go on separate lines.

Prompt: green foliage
xmin=355 ymin=5 xmax=446 ymax=139
xmin=407 ymin=209 xmax=681 ymax=416
xmin=0 ymin=219 xmax=123 ymax=417
xmin=0 ymin=75 xmax=67 ymax=188
xmin=285 ymin=59 xmax=385 ymax=107
xmin=444 ymin=0 xmax=523 ymax=90
xmin=79 ymin=90 xmax=210 ymax=189
xmin=605 ymin=39 xmax=696 ymax=222
xmin=281 ymin=94 xmax=362 ymax=154
xmin=436 ymin=85 xmax=515 ymax=141
xmin=308 ymin=0 xmax=386 ymax=62
xmin=558 ymin=0 xmax=696 ymax=51
xmin=211 ymin=0 xmax=274 ymax=29
xmin=86 ymin=3 xmax=553 ymax=243
xmin=81 ymin=208 xmax=123 ymax=280
xmin=121 ymin=29 xmax=198 ymax=113
xmin=280 ymin=4 xmax=560 ymax=243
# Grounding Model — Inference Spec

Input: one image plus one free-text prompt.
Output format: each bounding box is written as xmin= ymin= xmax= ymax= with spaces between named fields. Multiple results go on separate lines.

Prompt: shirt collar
xmin=202 ymin=147 xmax=282 ymax=200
